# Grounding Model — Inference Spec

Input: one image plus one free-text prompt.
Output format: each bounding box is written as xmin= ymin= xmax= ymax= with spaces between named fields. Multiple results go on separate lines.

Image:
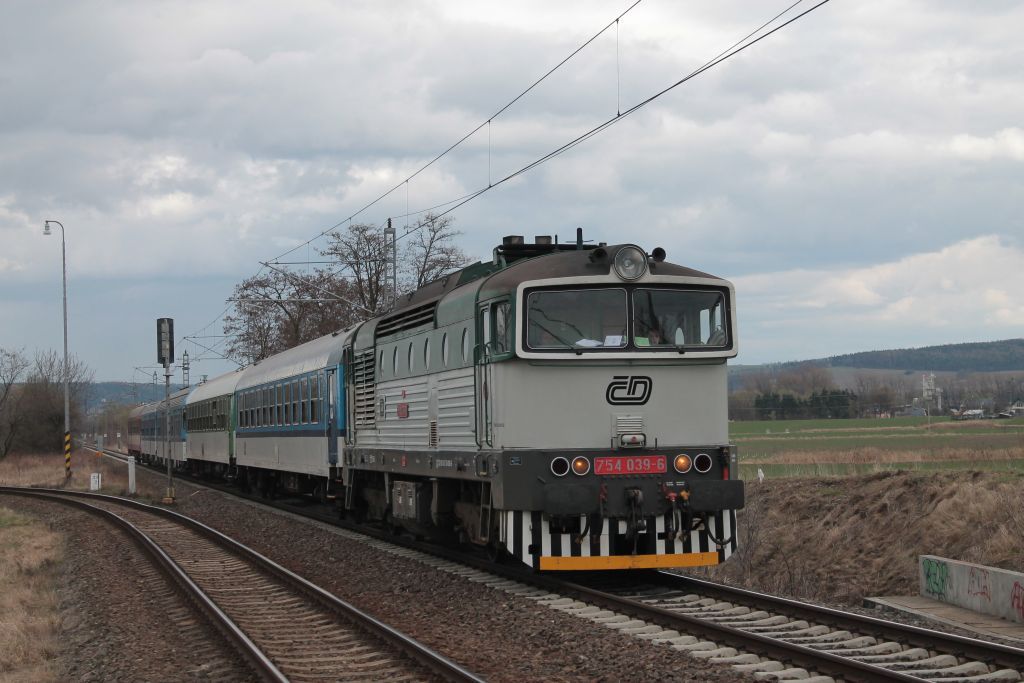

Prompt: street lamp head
xmin=43 ymin=221 xmax=52 ymax=236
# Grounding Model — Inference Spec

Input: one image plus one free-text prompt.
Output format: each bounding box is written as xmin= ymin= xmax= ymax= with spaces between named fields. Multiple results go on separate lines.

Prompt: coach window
xmin=263 ymin=388 xmax=271 ymax=426
xmin=300 ymin=377 xmax=308 ymax=423
xmin=291 ymin=380 xmax=300 ymax=424
xmin=442 ymin=333 xmax=449 ymax=367
xmin=256 ymin=389 xmax=262 ymax=427
xmin=284 ymin=383 xmax=291 ymax=425
xmin=311 ymin=375 xmax=320 ymax=423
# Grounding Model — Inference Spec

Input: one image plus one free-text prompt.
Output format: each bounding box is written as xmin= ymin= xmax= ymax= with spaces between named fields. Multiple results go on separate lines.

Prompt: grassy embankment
xmin=0 ymin=449 xmax=171 ymax=682
xmin=0 ymin=506 xmax=61 ymax=683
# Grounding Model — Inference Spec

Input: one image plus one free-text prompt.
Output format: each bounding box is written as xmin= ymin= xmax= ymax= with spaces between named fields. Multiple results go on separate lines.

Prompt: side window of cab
xmin=493 ymin=301 xmax=511 ymax=354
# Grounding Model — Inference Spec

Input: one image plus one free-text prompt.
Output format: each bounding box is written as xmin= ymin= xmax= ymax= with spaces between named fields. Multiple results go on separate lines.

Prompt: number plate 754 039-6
xmin=594 ymin=455 xmax=666 ymax=475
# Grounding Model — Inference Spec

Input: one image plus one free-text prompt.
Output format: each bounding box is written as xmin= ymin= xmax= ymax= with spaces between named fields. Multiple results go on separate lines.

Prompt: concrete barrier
xmin=920 ymin=555 xmax=1024 ymax=625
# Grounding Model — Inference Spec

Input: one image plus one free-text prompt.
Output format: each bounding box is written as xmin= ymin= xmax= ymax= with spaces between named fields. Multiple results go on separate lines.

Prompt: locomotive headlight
xmin=613 ymin=245 xmax=648 ymax=281
xmin=571 ymin=456 xmax=590 ymax=475
xmin=673 ymin=454 xmax=692 ymax=474
xmin=551 ymin=457 xmax=570 ymax=477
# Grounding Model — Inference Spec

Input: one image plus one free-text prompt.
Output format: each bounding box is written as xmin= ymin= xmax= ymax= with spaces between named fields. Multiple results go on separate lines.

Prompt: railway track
xmin=316 ymin=538 xmax=1024 ymax=683
xmin=0 ymin=486 xmax=482 ymax=683
xmin=90 ymin=447 xmax=1024 ymax=681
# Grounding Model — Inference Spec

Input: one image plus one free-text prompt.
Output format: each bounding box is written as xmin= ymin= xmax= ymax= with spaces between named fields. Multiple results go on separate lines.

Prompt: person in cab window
xmin=635 ymin=321 xmax=665 ymax=347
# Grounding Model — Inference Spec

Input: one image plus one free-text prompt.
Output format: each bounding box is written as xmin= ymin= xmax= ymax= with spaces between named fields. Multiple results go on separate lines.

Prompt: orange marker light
xmin=572 ymin=457 xmax=591 ymax=475
xmin=674 ymin=454 xmax=692 ymax=474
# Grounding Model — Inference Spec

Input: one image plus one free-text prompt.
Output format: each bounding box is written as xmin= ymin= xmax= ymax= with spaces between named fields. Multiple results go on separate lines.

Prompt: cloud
xmin=734 ymin=236 xmax=1024 ymax=362
xmin=2 ymin=0 xmax=1023 ymax=378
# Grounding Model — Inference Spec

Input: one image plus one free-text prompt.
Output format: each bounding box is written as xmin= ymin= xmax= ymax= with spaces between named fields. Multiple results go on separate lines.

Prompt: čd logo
xmin=606 ymin=376 xmax=653 ymax=405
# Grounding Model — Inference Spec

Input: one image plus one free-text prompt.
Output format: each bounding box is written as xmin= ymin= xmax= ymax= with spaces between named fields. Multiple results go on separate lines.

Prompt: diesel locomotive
xmin=129 ymin=233 xmax=744 ymax=570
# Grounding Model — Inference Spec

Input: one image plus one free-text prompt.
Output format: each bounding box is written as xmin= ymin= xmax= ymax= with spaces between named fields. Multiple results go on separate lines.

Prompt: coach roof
xmin=188 ymin=367 xmax=245 ymax=403
xmin=236 ymin=328 xmax=352 ymax=391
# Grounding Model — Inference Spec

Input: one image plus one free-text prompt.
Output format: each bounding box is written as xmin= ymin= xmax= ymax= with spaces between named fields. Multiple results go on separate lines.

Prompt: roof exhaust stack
xmin=535 ymin=235 xmax=552 ymax=245
xmin=503 ymin=235 xmax=524 ymax=247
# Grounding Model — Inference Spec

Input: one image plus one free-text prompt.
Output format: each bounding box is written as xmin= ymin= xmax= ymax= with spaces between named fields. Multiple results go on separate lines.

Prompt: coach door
xmin=326 ymin=368 xmax=338 ymax=466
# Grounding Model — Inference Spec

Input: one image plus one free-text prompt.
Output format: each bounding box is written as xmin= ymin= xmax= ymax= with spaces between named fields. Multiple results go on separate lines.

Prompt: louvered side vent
xmin=352 ymin=350 xmax=376 ymax=428
xmin=614 ymin=415 xmax=644 ymax=435
xmin=376 ymin=302 xmax=437 ymax=338
xmin=429 ymin=420 xmax=438 ymax=448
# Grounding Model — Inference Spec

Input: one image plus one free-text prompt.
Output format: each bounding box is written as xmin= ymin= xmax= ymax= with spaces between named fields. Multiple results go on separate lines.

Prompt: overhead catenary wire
xmin=429 ymin=0 xmax=828 ymax=221
xmin=265 ymin=0 xmax=646 ymax=266
xmin=185 ymin=0 xmax=825 ymax=369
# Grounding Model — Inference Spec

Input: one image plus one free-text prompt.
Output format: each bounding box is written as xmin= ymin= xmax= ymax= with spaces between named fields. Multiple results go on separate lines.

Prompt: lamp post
xmin=43 ymin=220 xmax=71 ymax=478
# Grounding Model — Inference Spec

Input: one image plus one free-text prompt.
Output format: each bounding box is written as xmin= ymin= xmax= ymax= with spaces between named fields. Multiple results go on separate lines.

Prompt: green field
xmin=729 ymin=416 xmax=1024 ymax=478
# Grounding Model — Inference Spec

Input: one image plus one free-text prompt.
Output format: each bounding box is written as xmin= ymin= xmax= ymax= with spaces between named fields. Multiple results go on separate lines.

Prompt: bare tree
xmin=223 ymin=268 xmax=361 ymax=365
xmin=321 ymin=223 xmax=392 ymax=316
xmin=8 ymin=350 xmax=93 ymax=454
xmin=224 ymin=217 xmax=472 ymax=363
xmin=403 ymin=212 xmax=472 ymax=289
xmin=0 ymin=348 xmax=30 ymax=458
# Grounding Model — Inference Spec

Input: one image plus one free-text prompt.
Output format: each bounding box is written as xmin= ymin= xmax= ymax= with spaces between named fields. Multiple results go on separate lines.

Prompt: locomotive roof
xmin=478 ymin=244 xmax=719 ymax=299
xmin=357 ymin=240 xmax=730 ymax=348
xmin=379 ymin=243 xmax=723 ymax=320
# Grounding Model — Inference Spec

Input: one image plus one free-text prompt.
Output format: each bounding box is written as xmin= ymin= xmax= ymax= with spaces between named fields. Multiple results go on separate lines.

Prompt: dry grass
xmin=0 ymin=507 xmax=61 ymax=683
xmin=762 ymin=446 xmax=1024 ymax=465
xmin=0 ymin=450 xmax=164 ymax=500
xmin=707 ymin=470 xmax=1024 ymax=605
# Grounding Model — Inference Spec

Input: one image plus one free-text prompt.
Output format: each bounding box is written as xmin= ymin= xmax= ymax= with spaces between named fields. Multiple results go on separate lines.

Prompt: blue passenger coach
xmin=232 ymin=332 xmax=348 ymax=495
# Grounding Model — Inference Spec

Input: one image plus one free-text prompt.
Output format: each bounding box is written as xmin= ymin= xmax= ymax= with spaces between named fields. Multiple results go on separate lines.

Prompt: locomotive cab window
xmin=493 ymin=301 xmax=511 ymax=355
xmin=526 ymin=289 xmax=627 ymax=350
xmin=633 ymin=289 xmax=728 ymax=348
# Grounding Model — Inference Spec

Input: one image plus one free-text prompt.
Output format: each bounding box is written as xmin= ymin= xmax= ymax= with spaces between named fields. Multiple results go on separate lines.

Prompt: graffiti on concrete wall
xmin=1012 ymin=582 xmax=1024 ymax=621
xmin=923 ymin=557 xmax=950 ymax=599
xmin=968 ymin=567 xmax=992 ymax=601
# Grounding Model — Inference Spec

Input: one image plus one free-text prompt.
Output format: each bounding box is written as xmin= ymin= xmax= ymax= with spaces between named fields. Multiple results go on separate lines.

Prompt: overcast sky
xmin=2 ymin=0 xmax=1022 ymax=382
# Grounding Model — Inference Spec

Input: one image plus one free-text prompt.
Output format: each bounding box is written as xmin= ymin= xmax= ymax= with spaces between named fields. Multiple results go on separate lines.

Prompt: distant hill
xmin=85 ymin=381 xmax=185 ymax=411
xmin=823 ymin=339 xmax=1024 ymax=373
xmin=729 ymin=338 xmax=1024 ymax=388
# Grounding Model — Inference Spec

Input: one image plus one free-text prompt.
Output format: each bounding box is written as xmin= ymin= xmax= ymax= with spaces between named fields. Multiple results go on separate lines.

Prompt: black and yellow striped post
xmin=64 ymin=431 xmax=72 ymax=478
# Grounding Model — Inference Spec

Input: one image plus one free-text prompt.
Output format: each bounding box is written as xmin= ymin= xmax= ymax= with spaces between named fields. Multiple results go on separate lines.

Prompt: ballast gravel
xmin=1 ymin=495 xmax=253 ymax=683
xmin=172 ymin=486 xmax=752 ymax=682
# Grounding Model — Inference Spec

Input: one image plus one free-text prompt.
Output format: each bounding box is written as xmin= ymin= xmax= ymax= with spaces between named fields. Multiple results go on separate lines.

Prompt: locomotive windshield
xmin=525 ymin=287 xmax=729 ymax=351
xmin=527 ymin=289 xmax=628 ymax=349
xmin=633 ymin=289 xmax=728 ymax=348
